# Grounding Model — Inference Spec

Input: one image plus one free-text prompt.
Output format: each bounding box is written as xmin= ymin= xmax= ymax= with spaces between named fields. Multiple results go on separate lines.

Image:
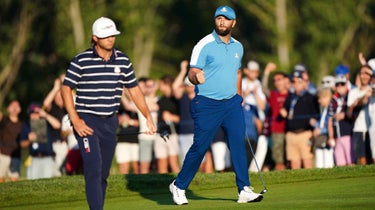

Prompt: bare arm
xmin=43 ymin=78 xmax=61 ymax=111
xmin=261 ymin=62 xmax=277 ymax=98
xmin=38 ymin=108 xmax=61 ymax=129
xmin=172 ymin=60 xmax=189 ymax=99
xmin=358 ymin=52 xmax=367 ymax=65
xmin=127 ymin=85 xmax=156 ymax=134
xmin=121 ymin=89 xmax=137 ymax=112
xmin=254 ymin=87 xmax=267 ymax=111
xmin=61 ymin=85 xmax=93 ymax=137
xmin=327 ymin=117 xmax=336 ymax=147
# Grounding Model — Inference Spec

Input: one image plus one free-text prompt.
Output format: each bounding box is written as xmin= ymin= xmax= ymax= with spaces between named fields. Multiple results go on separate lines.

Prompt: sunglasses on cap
xmin=335 ymin=82 xmax=346 ymax=87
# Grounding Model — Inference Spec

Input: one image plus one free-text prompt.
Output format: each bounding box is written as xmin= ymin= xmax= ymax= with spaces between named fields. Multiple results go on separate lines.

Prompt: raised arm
xmin=261 ymin=62 xmax=277 ymax=98
xmin=172 ymin=60 xmax=189 ymax=99
xmin=43 ymin=78 xmax=62 ymax=111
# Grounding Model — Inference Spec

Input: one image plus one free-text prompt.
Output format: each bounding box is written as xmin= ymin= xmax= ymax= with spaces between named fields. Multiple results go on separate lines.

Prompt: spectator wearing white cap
xmin=241 ymin=60 xmax=268 ymax=172
xmin=321 ymin=75 xmax=335 ymax=91
xmin=327 ymin=75 xmax=355 ymax=166
xmin=368 ymin=65 xmax=375 ymax=164
xmin=347 ymin=64 xmax=373 ymax=165
xmin=358 ymin=53 xmax=375 ymax=163
xmin=242 ymin=60 xmax=267 ymax=115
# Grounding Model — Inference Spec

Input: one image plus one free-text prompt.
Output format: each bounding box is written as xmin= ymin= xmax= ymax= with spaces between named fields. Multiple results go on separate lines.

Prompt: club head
xmin=260 ymin=189 xmax=268 ymax=194
xmin=160 ymin=130 xmax=170 ymax=142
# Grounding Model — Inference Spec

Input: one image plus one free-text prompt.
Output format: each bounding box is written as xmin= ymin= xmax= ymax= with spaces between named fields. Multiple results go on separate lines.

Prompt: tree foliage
xmin=1 ymin=0 xmax=375 ymax=113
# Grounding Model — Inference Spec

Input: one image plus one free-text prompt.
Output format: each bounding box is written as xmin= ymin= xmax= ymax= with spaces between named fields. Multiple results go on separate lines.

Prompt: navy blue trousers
xmin=75 ymin=113 xmax=117 ymax=210
xmin=175 ymin=94 xmax=250 ymax=192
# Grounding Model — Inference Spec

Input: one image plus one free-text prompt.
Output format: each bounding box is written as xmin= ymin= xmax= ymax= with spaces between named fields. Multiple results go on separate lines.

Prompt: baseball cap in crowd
xmin=335 ymin=75 xmax=347 ymax=85
xmin=321 ymin=75 xmax=335 ymax=88
xmin=293 ymin=64 xmax=307 ymax=72
xmin=92 ymin=17 xmax=120 ymax=38
xmin=367 ymin=58 xmax=375 ymax=71
xmin=334 ymin=65 xmax=349 ymax=75
xmin=215 ymin=5 xmax=236 ymax=20
xmin=292 ymin=70 xmax=303 ymax=80
xmin=247 ymin=60 xmax=260 ymax=71
xmin=28 ymin=103 xmax=41 ymax=114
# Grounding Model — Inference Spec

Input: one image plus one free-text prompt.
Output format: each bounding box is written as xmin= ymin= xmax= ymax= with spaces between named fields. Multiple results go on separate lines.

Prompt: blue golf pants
xmin=175 ymin=94 xmax=250 ymax=192
xmin=75 ymin=113 xmax=118 ymax=210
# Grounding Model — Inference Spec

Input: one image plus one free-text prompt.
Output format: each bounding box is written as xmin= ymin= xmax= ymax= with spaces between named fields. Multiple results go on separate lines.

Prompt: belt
xmin=290 ymin=129 xmax=306 ymax=134
xmin=32 ymin=153 xmax=53 ymax=157
xmin=99 ymin=113 xmax=116 ymax=119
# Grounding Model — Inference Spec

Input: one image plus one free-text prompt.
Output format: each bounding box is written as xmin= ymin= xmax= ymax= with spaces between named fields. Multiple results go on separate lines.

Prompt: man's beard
xmin=215 ymin=26 xmax=231 ymax=36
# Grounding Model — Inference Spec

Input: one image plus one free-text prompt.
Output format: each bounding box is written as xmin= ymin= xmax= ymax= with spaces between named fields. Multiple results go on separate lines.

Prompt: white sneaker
xmin=169 ymin=180 xmax=188 ymax=205
xmin=237 ymin=186 xmax=263 ymax=203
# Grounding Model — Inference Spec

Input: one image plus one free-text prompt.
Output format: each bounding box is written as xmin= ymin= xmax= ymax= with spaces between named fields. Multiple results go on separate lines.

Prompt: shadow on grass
xmin=124 ymin=174 xmax=235 ymax=205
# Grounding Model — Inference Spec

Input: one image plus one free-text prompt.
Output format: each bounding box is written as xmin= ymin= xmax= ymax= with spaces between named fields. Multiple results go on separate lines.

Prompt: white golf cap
xmin=247 ymin=60 xmax=260 ymax=71
xmin=92 ymin=17 xmax=120 ymax=38
xmin=367 ymin=58 xmax=375 ymax=70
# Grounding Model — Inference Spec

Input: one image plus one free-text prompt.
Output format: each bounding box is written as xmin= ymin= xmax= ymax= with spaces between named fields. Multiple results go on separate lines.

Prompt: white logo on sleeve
xmin=235 ymin=53 xmax=239 ymax=59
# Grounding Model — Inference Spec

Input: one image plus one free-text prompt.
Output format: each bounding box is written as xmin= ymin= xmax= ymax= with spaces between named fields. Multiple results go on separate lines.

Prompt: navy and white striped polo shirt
xmin=63 ymin=47 xmax=138 ymax=116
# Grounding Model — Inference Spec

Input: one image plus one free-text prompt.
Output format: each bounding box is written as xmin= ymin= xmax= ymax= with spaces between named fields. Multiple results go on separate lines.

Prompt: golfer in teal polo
xmin=169 ymin=5 xmax=263 ymax=205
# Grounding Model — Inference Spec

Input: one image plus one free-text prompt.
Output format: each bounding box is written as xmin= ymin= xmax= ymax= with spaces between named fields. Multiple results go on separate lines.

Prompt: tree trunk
xmin=0 ymin=4 xmax=34 ymax=108
xmin=276 ymin=0 xmax=289 ymax=69
xmin=69 ymin=0 xmax=85 ymax=52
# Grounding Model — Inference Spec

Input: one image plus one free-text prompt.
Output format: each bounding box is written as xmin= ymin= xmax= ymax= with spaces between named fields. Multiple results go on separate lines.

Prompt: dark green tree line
xmin=1 ymin=0 xmax=375 ymax=113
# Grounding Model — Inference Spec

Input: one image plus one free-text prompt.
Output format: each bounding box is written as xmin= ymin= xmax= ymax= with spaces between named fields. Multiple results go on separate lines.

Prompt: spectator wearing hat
xmin=279 ymin=70 xmax=320 ymax=169
xmin=310 ymin=87 xmax=334 ymax=168
xmin=327 ymin=75 xmax=354 ymax=166
xmin=347 ymin=65 xmax=373 ymax=165
xmin=368 ymin=67 xmax=375 ymax=164
xmin=334 ymin=65 xmax=355 ymax=90
xmin=358 ymin=53 xmax=375 ymax=163
xmin=293 ymin=64 xmax=318 ymax=95
xmin=321 ymin=75 xmax=336 ymax=91
xmin=261 ymin=64 xmax=289 ymax=171
xmin=242 ymin=60 xmax=267 ymax=113
xmin=241 ymin=60 xmax=268 ymax=172
xmin=20 ymin=103 xmax=61 ymax=179
xmin=43 ymin=74 xmax=68 ymax=177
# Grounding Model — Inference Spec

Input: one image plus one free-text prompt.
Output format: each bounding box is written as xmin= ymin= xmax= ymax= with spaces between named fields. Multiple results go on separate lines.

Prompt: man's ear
xmin=92 ymin=35 xmax=98 ymax=42
xmin=232 ymin=20 xmax=237 ymax=28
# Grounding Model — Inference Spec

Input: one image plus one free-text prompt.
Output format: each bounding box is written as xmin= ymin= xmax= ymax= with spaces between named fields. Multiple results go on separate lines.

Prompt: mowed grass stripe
xmin=1 ymin=165 xmax=374 ymax=209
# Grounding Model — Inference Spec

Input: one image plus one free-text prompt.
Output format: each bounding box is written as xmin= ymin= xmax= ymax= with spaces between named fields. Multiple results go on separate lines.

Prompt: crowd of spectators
xmin=1 ymin=54 xmax=375 ymax=181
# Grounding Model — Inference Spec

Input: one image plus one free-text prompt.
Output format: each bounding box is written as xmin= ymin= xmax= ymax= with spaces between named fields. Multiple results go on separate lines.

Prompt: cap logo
xmin=221 ymin=7 xmax=228 ymax=13
xmin=102 ymin=25 xmax=114 ymax=30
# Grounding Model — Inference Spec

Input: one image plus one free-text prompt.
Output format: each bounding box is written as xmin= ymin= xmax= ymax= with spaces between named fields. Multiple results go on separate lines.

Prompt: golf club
xmin=117 ymin=129 xmax=170 ymax=142
xmin=245 ymin=134 xmax=268 ymax=194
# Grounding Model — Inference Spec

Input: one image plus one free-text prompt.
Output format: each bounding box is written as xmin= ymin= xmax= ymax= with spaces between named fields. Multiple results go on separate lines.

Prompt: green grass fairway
xmin=1 ymin=165 xmax=374 ymax=210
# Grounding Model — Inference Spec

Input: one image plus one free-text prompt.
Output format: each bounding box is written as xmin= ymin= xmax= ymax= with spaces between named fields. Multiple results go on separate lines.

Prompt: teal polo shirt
xmin=189 ymin=30 xmax=243 ymax=100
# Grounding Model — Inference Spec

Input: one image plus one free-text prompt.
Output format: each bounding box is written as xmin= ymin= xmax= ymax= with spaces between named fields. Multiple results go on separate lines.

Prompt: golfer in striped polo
xmin=61 ymin=17 xmax=156 ymax=210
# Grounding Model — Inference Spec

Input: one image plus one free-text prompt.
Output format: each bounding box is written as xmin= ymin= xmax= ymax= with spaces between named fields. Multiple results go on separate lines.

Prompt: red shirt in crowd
xmin=268 ymin=90 xmax=288 ymax=133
